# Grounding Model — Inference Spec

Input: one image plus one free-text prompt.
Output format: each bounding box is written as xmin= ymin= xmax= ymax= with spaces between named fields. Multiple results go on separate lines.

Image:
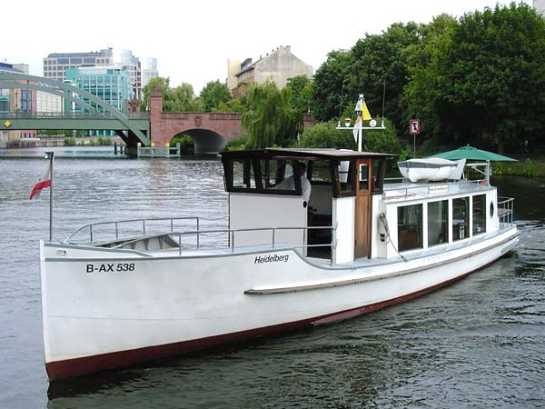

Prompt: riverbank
xmin=493 ymin=158 xmax=545 ymax=177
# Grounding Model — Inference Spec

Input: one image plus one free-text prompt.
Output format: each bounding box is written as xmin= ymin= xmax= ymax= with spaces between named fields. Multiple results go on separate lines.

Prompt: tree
xmin=200 ymin=80 xmax=231 ymax=112
xmin=140 ymin=77 xmax=170 ymax=111
xmin=241 ymin=82 xmax=301 ymax=149
xmin=346 ymin=22 xmax=422 ymax=134
xmin=403 ymin=14 xmax=458 ymax=143
xmin=431 ymin=4 xmax=545 ymax=151
xmin=299 ymin=122 xmax=355 ymax=149
xmin=140 ymin=78 xmax=202 ymax=112
xmin=165 ymin=83 xmax=201 ymax=112
xmin=312 ymin=50 xmax=354 ymax=121
xmin=285 ymin=75 xmax=314 ymax=115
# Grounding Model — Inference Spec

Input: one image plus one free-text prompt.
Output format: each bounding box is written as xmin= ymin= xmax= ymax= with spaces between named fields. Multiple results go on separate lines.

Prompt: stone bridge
xmin=150 ymin=90 xmax=241 ymax=154
xmin=149 ymin=89 xmax=315 ymax=154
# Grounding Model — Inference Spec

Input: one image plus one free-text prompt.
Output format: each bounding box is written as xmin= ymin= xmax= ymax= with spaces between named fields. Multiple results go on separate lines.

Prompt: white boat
xmin=40 ymin=148 xmax=518 ymax=380
xmin=398 ymin=157 xmax=466 ymax=182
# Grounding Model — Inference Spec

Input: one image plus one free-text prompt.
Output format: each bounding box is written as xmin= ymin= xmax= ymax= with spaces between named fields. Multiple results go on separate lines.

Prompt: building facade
xmin=142 ymin=57 xmax=159 ymax=87
xmin=0 ymin=62 xmax=37 ymax=147
xmin=43 ymin=48 xmax=114 ymax=82
xmin=114 ymin=49 xmax=142 ymax=100
xmin=44 ymin=48 xmax=143 ymax=100
xmin=227 ymin=45 xmax=313 ymax=97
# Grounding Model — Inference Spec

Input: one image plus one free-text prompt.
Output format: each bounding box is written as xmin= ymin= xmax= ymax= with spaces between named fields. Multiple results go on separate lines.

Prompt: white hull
xmin=41 ymin=226 xmax=518 ymax=380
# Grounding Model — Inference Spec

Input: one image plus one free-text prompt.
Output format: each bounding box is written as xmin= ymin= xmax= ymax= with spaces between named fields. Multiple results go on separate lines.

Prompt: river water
xmin=0 ymin=157 xmax=544 ymax=409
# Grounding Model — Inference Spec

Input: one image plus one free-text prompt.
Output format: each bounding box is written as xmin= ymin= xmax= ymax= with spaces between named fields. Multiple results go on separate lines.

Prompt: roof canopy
xmin=221 ymin=148 xmax=396 ymax=161
xmin=431 ymin=145 xmax=517 ymax=162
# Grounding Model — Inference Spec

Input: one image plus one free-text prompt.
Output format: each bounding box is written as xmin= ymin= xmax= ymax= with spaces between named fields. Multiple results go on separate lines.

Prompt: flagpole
xmin=47 ymin=151 xmax=54 ymax=241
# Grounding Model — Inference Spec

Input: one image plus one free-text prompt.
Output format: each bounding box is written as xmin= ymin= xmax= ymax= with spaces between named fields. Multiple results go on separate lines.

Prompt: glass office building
xmin=65 ymin=66 xmax=131 ymax=136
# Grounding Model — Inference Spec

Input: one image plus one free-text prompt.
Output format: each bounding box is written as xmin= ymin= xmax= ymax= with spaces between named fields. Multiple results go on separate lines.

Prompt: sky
xmin=1 ymin=0 xmax=533 ymax=93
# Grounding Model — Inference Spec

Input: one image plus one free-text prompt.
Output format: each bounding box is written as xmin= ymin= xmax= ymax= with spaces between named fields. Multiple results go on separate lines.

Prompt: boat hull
xmin=41 ymin=227 xmax=518 ymax=381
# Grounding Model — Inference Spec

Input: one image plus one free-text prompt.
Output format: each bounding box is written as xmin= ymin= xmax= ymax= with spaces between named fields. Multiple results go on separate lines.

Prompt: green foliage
xmin=312 ymin=23 xmax=421 ymax=134
xmin=96 ymin=137 xmax=112 ymax=146
xmin=224 ymin=136 xmax=248 ymax=151
xmin=140 ymin=77 xmax=202 ymax=112
xmin=432 ymin=3 xmax=545 ymax=152
xmin=312 ymin=3 xmax=545 ymax=156
xmin=200 ymin=80 xmax=231 ymax=112
xmin=299 ymin=122 xmax=355 ymax=149
xmin=241 ymin=82 xmax=302 ymax=149
xmin=312 ymin=50 xmax=354 ymax=121
xmin=170 ymin=135 xmax=194 ymax=153
xmin=494 ymin=159 xmax=545 ymax=177
xmin=286 ymin=75 xmax=314 ymax=115
xmin=64 ymin=137 xmax=76 ymax=146
xmin=365 ymin=118 xmax=401 ymax=154
xmin=216 ymin=97 xmax=245 ymax=113
xmin=140 ymin=77 xmax=170 ymax=111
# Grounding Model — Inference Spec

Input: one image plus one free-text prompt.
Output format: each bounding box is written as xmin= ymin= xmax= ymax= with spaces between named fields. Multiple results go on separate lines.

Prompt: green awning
xmin=431 ymin=145 xmax=517 ymax=162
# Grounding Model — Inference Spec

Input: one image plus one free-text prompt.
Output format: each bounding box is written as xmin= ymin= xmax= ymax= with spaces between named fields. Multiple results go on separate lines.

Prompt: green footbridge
xmin=0 ymin=72 xmax=150 ymax=152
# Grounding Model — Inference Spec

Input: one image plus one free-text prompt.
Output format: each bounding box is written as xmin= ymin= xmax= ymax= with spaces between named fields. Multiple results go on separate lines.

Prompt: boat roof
xmin=221 ymin=148 xmax=396 ymax=161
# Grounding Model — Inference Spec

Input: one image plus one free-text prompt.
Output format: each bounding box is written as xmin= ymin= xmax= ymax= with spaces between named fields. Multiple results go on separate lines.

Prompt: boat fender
xmin=378 ymin=212 xmax=407 ymax=262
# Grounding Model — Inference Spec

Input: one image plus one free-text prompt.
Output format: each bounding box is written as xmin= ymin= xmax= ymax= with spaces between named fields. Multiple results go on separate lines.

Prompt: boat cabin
xmin=220 ymin=148 xmax=394 ymax=263
xmin=221 ymin=148 xmax=506 ymax=265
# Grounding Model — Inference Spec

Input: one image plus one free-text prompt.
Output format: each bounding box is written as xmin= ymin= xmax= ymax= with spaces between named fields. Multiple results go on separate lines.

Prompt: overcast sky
xmin=1 ymin=0 xmax=532 ymax=93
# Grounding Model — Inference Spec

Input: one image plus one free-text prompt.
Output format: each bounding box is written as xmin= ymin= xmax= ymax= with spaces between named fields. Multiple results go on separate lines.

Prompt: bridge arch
xmin=168 ymin=128 xmax=226 ymax=155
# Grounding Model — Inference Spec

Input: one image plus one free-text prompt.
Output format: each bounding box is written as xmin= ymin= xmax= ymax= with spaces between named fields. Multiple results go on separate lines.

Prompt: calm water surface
xmin=0 ymin=158 xmax=544 ymax=409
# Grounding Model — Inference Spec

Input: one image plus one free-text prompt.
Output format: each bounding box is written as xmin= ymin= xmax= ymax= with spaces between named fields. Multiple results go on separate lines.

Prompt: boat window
xmin=398 ymin=204 xmax=423 ymax=252
xmin=428 ymin=200 xmax=448 ymax=246
xmin=473 ymin=194 xmax=487 ymax=235
xmin=232 ymin=159 xmax=258 ymax=190
xmin=453 ymin=197 xmax=470 ymax=241
xmin=225 ymin=158 xmax=303 ymax=195
xmin=308 ymin=160 xmax=333 ymax=185
xmin=372 ymin=159 xmax=385 ymax=193
xmin=332 ymin=160 xmax=355 ymax=197
xmin=359 ymin=163 xmax=369 ymax=191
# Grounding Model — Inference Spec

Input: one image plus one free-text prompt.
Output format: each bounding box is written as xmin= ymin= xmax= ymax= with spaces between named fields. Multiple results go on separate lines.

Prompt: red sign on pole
xmin=409 ymin=119 xmax=420 ymax=135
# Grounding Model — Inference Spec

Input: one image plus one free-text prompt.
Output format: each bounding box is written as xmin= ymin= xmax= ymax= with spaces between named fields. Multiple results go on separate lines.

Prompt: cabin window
xmin=473 ymin=194 xmax=487 ymax=235
xmin=428 ymin=200 xmax=448 ymax=246
xmin=224 ymin=158 xmax=303 ymax=195
xmin=336 ymin=160 xmax=355 ymax=196
xmin=452 ymin=197 xmax=470 ymax=241
xmin=232 ymin=159 xmax=258 ymax=190
xmin=308 ymin=160 xmax=333 ymax=185
xmin=358 ymin=163 xmax=369 ymax=191
xmin=372 ymin=159 xmax=385 ymax=193
xmin=398 ymin=204 xmax=423 ymax=252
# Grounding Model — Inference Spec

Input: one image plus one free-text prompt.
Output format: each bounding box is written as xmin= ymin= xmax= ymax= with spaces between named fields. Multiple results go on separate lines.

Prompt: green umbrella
xmin=431 ymin=145 xmax=517 ymax=162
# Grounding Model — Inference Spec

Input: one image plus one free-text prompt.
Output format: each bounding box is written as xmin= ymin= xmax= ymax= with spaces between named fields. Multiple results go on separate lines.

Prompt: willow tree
xmin=241 ymin=82 xmax=302 ymax=149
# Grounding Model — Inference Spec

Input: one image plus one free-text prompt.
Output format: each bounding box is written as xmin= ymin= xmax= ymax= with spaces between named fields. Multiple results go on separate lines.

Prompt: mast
xmin=336 ymin=93 xmax=385 ymax=152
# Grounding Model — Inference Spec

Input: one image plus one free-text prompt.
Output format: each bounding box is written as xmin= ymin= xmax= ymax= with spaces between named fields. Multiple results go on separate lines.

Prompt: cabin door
xmin=355 ymin=159 xmax=372 ymax=258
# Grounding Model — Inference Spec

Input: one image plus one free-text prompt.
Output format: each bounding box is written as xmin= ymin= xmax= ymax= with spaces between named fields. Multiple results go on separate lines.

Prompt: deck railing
xmin=109 ymin=225 xmax=337 ymax=257
xmin=64 ymin=217 xmax=337 ymax=260
xmin=383 ymin=179 xmax=489 ymax=201
xmin=64 ymin=216 xmax=201 ymax=245
xmin=498 ymin=196 xmax=515 ymax=225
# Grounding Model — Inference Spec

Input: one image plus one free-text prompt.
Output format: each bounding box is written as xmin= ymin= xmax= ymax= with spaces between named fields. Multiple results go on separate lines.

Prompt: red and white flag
xmin=29 ymin=163 xmax=52 ymax=200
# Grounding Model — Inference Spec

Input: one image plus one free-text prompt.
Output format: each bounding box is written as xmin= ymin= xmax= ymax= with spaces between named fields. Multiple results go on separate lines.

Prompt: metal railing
xmin=383 ymin=179 xmax=489 ymax=201
xmin=111 ymin=225 xmax=337 ymax=257
xmin=64 ymin=216 xmax=201 ymax=244
xmin=498 ymin=196 xmax=515 ymax=224
xmin=0 ymin=111 xmax=149 ymax=120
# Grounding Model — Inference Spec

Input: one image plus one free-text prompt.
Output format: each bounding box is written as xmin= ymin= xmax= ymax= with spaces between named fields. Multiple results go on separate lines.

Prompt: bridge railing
xmin=0 ymin=111 xmax=149 ymax=120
